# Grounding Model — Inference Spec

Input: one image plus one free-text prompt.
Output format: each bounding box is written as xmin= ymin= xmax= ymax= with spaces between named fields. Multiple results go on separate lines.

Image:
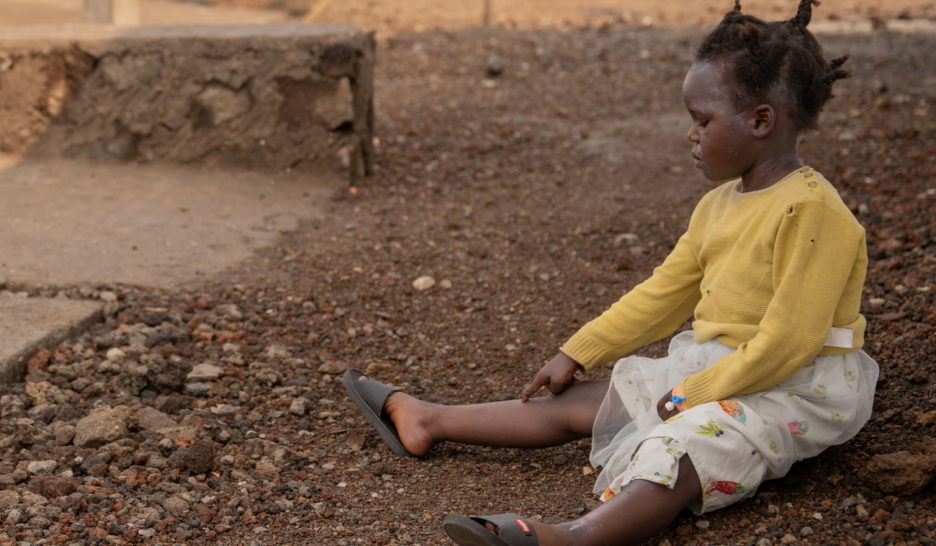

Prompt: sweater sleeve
xmin=561 ymin=231 xmax=703 ymax=370
xmin=681 ymin=195 xmax=862 ymax=407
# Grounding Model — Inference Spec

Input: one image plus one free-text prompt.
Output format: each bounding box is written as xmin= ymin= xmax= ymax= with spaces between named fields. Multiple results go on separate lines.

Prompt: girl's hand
xmin=656 ymin=389 xmax=680 ymax=421
xmin=521 ymin=352 xmax=583 ymax=402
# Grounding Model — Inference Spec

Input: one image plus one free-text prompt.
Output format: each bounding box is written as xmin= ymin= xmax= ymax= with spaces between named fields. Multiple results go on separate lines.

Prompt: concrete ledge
xmin=0 ymin=23 xmax=375 ymax=180
xmin=0 ymin=293 xmax=103 ymax=383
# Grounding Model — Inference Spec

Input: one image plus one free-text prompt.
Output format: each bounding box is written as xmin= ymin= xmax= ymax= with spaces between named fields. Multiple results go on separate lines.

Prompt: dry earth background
xmin=0 ymin=0 xmax=934 ymax=545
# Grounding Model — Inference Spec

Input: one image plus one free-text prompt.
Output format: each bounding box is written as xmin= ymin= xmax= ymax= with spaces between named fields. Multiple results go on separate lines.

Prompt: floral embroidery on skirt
xmin=590 ymin=331 xmax=878 ymax=514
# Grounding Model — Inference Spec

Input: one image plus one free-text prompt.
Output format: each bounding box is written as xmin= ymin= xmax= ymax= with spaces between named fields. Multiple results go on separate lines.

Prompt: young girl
xmin=344 ymin=1 xmax=879 ymax=544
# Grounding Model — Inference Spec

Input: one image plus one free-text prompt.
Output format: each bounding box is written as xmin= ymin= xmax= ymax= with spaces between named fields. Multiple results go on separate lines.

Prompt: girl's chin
xmin=702 ymin=172 xmax=738 ymax=183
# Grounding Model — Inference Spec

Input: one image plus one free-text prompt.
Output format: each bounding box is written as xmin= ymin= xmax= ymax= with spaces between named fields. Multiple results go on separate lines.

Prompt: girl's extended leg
xmin=385 ymin=379 xmax=608 ymax=456
xmin=531 ymin=455 xmax=701 ymax=546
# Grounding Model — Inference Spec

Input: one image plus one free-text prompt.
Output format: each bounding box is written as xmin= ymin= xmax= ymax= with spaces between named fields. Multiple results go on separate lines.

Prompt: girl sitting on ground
xmin=344 ymin=1 xmax=878 ymax=544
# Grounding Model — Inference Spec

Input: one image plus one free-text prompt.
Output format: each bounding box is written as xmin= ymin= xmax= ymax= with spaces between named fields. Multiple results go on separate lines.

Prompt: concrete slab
xmin=0 ymin=293 xmax=102 ymax=383
xmin=0 ymin=157 xmax=342 ymax=288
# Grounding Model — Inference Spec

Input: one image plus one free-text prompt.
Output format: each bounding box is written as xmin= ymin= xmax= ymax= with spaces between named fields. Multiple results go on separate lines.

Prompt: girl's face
xmin=682 ymin=60 xmax=756 ymax=182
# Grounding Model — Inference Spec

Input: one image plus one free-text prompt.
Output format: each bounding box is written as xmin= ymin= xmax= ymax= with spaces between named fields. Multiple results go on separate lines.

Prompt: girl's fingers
xmin=521 ymin=377 xmax=545 ymax=402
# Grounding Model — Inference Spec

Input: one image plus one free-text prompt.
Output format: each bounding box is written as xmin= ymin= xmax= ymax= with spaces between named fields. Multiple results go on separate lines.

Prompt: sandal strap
xmin=469 ymin=513 xmax=538 ymax=545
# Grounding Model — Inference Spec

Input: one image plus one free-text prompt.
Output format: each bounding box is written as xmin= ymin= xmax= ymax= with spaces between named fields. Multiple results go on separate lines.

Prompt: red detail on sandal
xmin=513 ymin=518 xmax=532 ymax=535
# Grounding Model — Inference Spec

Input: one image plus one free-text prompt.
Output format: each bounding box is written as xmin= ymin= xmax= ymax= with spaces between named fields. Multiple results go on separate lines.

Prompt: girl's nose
xmin=686 ymin=126 xmax=699 ymax=143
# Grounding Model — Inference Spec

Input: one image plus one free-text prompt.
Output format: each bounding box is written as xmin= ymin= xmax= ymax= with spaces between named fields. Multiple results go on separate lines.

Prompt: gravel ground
xmin=1 ymin=8 xmax=934 ymax=546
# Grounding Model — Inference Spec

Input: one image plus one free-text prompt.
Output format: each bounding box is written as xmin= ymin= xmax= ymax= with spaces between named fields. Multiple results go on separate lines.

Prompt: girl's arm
xmin=679 ymin=196 xmax=865 ymax=407
xmin=560 ymin=232 xmax=703 ymax=370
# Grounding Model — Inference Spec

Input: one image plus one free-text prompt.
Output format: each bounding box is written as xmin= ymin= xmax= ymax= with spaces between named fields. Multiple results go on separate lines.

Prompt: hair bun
xmin=788 ymin=0 xmax=819 ymax=29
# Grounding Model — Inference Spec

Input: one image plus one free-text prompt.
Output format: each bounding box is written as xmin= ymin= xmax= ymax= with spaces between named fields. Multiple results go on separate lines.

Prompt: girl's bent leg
xmin=385 ymin=379 xmax=609 ymax=455
xmin=534 ymin=455 xmax=702 ymax=546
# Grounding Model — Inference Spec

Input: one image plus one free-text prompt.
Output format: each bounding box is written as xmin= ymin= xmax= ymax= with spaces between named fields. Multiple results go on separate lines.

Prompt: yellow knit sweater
xmin=560 ymin=167 xmax=868 ymax=408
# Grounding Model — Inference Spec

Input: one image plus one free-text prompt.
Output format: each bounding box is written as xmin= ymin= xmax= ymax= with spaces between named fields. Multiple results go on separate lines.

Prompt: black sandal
xmin=443 ymin=513 xmax=539 ymax=545
xmin=342 ymin=368 xmax=416 ymax=457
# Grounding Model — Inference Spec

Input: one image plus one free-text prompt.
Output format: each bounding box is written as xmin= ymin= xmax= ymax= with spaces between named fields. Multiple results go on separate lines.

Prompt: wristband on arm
xmin=664 ymin=384 xmax=690 ymax=412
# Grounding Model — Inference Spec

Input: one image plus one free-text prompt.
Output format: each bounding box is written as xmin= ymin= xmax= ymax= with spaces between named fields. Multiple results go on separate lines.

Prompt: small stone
xmin=185 ymin=382 xmax=212 ymax=395
xmin=811 ymin=512 xmax=823 ymax=521
xmin=868 ymin=297 xmax=886 ymax=308
xmin=98 ymin=290 xmax=117 ymax=303
xmin=105 ymin=347 xmax=125 ymax=361
xmin=837 ymin=130 xmax=857 ymax=141
xmin=266 ymin=344 xmax=290 ymax=358
xmin=161 ymin=496 xmax=190 ymax=516
xmin=0 ymin=490 xmax=19 ymax=510
xmin=780 ymin=534 xmax=798 ymax=543
xmin=289 ymin=398 xmax=309 ymax=416
xmin=412 ymin=276 xmax=436 ymax=291
xmin=486 ymin=54 xmax=505 ymax=77
xmin=695 ymin=520 xmax=710 ymax=530
xmin=346 ymin=433 xmax=366 ymax=451
xmin=187 ymin=363 xmax=223 ymax=382
xmin=255 ymin=459 xmax=279 ymax=475
xmin=855 ymin=504 xmax=869 ymax=521
xmin=5 ymin=508 xmax=25 ymax=525
xmin=74 ymin=406 xmax=130 ymax=447
xmin=439 ymin=279 xmax=453 ymax=289
xmin=800 ymin=526 xmax=813 ymax=536
xmin=581 ymin=466 xmax=594 ymax=476
xmin=171 ymin=439 xmax=215 ymax=474
xmin=29 ymin=476 xmax=77 ymax=498
xmin=26 ymin=460 xmax=57 ymax=475
xmin=210 ymin=404 xmax=241 ymax=416
xmin=80 ymin=453 xmax=111 ymax=474
xmin=214 ymin=304 xmax=242 ymax=320
xmin=318 ymin=360 xmax=346 ymax=374
xmin=137 ymin=406 xmax=178 ymax=431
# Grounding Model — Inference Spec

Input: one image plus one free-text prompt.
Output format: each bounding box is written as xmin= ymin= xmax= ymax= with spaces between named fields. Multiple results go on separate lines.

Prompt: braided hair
xmin=696 ymin=0 xmax=849 ymax=130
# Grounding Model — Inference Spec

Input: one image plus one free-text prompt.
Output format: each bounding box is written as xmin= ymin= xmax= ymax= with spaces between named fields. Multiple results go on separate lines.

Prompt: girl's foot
xmin=343 ymin=369 xmax=434 ymax=457
xmin=382 ymin=390 xmax=437 ymax=456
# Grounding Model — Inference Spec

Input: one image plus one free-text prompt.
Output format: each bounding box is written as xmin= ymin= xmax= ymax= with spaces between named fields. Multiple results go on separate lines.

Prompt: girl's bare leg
xmin=383 ymin=377 xmax=700 ymax=544
xmin=529 ymin=455 xmax=702 ymax=545
xmin=384 ymin=379 xmax=609 ymax=456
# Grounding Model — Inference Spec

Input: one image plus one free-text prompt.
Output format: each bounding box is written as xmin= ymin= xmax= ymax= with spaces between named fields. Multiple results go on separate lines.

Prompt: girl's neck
xmin=739 ymin=151 xmax=804 ymax=193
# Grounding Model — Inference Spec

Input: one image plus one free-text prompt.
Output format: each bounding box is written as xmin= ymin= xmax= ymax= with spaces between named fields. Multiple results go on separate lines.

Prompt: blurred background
xmin=2 ymin=0 xmax=934 ymax=32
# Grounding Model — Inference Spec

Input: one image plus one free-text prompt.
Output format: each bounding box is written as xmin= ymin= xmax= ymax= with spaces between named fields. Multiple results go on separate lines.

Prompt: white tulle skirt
xmin=590 ymin=331 xmax=878 ymax=514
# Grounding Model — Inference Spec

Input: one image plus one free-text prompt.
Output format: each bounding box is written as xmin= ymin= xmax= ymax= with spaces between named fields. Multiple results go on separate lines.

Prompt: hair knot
xmin=696 ymin=0 xmax=850 ymax=131
xmin=787 ymin=0 xmax=819 ymax=29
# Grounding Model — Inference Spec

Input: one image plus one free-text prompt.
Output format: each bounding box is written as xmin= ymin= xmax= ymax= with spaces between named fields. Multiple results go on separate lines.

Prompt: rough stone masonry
xmin=0 ymin=23 xmax=375 ymax=180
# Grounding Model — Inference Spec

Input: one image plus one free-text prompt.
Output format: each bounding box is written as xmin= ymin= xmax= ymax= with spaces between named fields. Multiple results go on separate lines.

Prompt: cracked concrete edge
xmin=0 ymin=298 xmax=104 ymax=384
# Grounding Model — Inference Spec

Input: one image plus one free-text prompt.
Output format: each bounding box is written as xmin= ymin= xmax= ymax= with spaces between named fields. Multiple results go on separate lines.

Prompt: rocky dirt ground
xmin=1 ymin=1 xmax=935 ymax=545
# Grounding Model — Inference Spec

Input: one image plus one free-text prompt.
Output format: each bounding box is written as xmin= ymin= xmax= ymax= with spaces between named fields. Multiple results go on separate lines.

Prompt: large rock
xmin=74 ymin=406 xmax=131 ymax=447
xmin=0 ymin=24 xmax=375 ymax=181
xmin=863 ymin=438 xmax=936 ymax=495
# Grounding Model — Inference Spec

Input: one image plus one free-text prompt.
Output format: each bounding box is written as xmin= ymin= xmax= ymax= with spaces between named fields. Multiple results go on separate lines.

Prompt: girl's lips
xmin=691 ymin=155 xmax=702 ymax=168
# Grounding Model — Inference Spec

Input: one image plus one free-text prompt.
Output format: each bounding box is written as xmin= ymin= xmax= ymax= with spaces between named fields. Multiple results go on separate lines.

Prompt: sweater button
xmin=808 ymin=181 xmax=817 ymax=188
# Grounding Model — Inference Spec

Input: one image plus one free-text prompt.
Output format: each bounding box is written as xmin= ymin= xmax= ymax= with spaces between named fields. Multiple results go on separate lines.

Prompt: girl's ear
xmin=751 ymin=104 xmax=776 ymax=138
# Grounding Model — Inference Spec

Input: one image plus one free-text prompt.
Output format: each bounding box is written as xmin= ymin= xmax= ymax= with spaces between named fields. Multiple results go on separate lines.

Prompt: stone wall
xmin=0 ymin=24 xmax=374 ymax=180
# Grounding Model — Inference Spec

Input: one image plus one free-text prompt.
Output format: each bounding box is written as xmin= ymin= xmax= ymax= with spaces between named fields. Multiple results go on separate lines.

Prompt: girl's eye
xmin=696 ymin=120 xmax=709 ymax=128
